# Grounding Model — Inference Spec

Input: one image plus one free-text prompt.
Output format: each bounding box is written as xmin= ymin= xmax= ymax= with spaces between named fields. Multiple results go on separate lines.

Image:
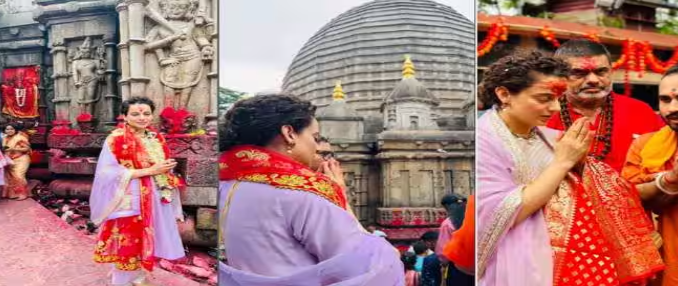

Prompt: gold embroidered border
xmin=478 ymin=110 xmax=542 ymax=278
xmin=545 ymin=180 xmax=577 ymax=282
xmin=93 ymin=253 xmax=141 ymax=271
xmin=477 ymin=188 xmax=523 ymax=278
xmin=237 ymin=173 xmax=343 ymax=208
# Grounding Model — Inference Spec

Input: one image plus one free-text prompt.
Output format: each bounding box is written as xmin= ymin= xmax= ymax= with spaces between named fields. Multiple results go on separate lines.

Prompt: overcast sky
xmin=219 ymin=0 xmax=475 ymax=94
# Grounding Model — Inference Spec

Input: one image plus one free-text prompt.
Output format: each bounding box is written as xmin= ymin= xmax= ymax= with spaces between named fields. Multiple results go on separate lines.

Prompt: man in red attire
xmin=547 ymin=39 xmax=664 ymax=172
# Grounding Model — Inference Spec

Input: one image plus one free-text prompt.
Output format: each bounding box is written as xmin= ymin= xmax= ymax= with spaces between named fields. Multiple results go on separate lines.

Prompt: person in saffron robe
xmin=546 ymin=39 xmax=664 ymax=172
xmin=3 ymin=123 xmax=31 ymax=200
xmin=433 ymin=194 xmax=472 ymax=286
xmin=217 ymin=94 xmax=404 ymax=286
xmin=443 ymin=195 xmax=475 ymax=276
xmin=90 ymin=96 xmax=185 ymax=286
xmin=477 ymin=51 xmax=663 ymax=286
xmin=622 ymin=64 xmax=678 ymax=286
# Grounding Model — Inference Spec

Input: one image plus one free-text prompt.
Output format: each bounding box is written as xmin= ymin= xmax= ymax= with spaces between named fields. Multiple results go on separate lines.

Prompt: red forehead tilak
xmin=545 ymin=80 xmax=568 ymax=98
xmin=580 ymin=56 xmax=598 ymax=71
xmin=132 ymin=105 xmax=146 ymax=113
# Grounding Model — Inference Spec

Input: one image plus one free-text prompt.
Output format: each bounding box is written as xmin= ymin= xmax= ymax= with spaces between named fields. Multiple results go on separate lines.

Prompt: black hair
xmin=420 ymin=231 xmax=439 ymax=242
xmin=554 ymin=38 xmax=612 ymax=63
xmin=219 ymin=94 xmax=317 ymax=151
xmin=478 ymin=51 xmax=570 ymax=108
xmin=4 ymin=122 xmax=23 ymax=132
xmin=401 ymin=252 xmax=417 ymax=271
xmin=663 ymin=64 xmax=678 ymax=79
xmin=441 ymin=193 xmax=468 ymax=229
xmin=120 ymin=96 xmax=156 ymax=115
xmin=412 ymin=241 xmax=429 ymax=255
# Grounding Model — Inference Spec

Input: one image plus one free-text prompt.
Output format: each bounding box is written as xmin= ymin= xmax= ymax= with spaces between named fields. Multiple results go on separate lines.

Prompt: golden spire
xmin=402 ymin=54 xmax=415 ymax=79
xmin=332 ymin=81 xmax=345 ymax=100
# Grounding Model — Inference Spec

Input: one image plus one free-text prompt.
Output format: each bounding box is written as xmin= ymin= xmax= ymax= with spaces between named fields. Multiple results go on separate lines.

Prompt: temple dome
xmin=282 ymin=0 xmax=474 ymax=122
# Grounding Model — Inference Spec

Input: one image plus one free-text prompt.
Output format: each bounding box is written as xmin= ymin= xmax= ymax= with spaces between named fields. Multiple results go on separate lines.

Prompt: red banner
xmin=1 ymin=66 xmax=39 ymax=118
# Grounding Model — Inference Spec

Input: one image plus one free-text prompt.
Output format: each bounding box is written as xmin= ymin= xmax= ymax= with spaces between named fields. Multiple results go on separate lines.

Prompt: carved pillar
xmin=37 ymin=67 xmax=48 ymax=124
xmin=126 ymin=0 xmax=149 ymax=97
xmin=117 ymin=2 xmax=131 ymax=99
xmin=207 ymin=0 xmax=218 ymax=118
xmin=104 ymin=35 xmax=118 ymax=124
xmin=51 ymin=42 xmax=70 ymax=121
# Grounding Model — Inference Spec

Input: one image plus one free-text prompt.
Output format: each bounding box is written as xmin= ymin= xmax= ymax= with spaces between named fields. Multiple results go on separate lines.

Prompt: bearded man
xmin=623 ymin=64 xmax=678 ymax=286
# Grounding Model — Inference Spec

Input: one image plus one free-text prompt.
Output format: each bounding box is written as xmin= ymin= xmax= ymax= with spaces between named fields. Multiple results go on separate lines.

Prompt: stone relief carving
xmin=70 ymin=37 xmax=105 ymax=115
xmin=145 ymin=0 xmax=214 ymax=110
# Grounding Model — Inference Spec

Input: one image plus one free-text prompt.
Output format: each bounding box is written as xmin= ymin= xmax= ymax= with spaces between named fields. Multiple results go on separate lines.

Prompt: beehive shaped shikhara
xmin=282 ymin=0 xmax=475 ymax=131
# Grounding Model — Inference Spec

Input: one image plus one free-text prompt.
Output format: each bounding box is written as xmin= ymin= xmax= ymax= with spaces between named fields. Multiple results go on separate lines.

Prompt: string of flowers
xmin=539 ymin=26 xmax=560 ymax=48
xmin=477 ymin=19 xmax=508 ymax=57
xmin=584 ymin=31 xmax=601 ymax=43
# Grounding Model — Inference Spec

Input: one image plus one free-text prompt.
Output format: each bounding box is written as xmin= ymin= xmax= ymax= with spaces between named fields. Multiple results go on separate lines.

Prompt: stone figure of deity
xmin=71 ymin=37 xmax=105 ymax=115
xmin=146 ymin=0 xmax=214 ymax=110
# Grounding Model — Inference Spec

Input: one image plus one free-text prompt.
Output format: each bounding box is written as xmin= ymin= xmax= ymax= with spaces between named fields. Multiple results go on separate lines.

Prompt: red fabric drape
xmin=1 ymin=66 xmax=39 ymax=118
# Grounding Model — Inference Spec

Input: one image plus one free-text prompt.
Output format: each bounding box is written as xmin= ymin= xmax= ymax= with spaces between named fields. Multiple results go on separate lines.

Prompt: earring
xmin=287 ymin=142 xmax=295 ymax=154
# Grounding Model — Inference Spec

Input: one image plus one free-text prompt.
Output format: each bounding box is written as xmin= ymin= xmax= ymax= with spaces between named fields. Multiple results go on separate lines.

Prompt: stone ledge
xmin=377 ymin=207 xmax=447 ymax=227
xmin=47 ymin=133 xmax=107 ymax=149
xmin=181 ymin=186 xmax=217 ymax=207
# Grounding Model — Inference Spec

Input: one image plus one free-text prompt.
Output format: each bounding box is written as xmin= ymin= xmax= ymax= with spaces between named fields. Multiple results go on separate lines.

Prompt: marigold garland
xmin=478 ymin=19 xmax=678 ymax=96
xmin=477 ymin=19 xmax=508 ymax=57
xmin=539 ymin=26 xmax=560 ymax=48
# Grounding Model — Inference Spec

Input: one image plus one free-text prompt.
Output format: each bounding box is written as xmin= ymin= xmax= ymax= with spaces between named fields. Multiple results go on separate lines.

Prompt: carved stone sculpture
xmin=145 ymin=0 xmax=214 ymax=110
xmin=71 ymin=37 xmax=105 ymax=116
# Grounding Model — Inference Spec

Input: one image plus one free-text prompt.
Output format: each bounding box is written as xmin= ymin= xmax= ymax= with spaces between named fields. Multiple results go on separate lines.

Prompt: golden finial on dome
xmin=332 ymin=80 xmax=345 ymax=100
xmin=402 ymin=54 xmax=415 ymax=79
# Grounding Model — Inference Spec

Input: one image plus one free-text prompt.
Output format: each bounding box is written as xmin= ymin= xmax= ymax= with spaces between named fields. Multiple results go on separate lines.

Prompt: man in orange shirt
xmin=443 ymin=195 xmax=474 ymax=277
xmin=622 ymin=64 xmax=678 ymax=286
xmin=548 ymin=39 xmax=664 ymax=172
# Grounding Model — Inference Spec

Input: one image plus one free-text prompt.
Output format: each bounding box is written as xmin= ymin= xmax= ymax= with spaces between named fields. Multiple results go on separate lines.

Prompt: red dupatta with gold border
xmin=218 ymin=145 xmax=347 ymax=210
xmin=545 ymin=156 xmax=664 ymax=285
xmin=94 ymin=125 xmax=182 ymax=271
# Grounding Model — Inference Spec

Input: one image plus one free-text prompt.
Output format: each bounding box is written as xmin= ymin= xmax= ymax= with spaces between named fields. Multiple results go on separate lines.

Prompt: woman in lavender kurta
xmin=90 ymin=96 xmax=185 ymax=286
xmin=477 ymin=52 xmax=594 ymax=285
xmin=217 ymin=94 xmax=404 ymax=286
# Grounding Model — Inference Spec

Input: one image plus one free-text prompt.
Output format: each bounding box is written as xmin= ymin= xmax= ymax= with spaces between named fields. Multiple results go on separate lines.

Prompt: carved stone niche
xmin=142 ymin=0 xmax=216 ymax=125
xmin=42 ymin=11 xmax=118 ymax=125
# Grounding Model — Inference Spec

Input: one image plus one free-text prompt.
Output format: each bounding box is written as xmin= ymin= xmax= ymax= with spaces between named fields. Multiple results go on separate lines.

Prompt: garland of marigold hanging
xmin=539 ymin=26 xmax=560 ymax=47
xmin=477 ymin=19 xmax=508 ymax=57
xmin=478 ymin=21 xmax=678 ymax=95
xmin=611 ymin=39 xmax=678 ymax=95
xmin=584 ymin=31 xmax=601 ymax=43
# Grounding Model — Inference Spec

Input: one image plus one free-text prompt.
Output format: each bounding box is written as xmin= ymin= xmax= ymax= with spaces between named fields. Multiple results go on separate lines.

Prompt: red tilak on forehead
xmin=130 ymin=105 xmax=148 ymax=114
xmin=542 ymin=80 xmax=568 ymax=98
xmin=580 ymin=56 xmax=598 ymax=70
xmin=671 ymin=88 xmax=678 ymax=97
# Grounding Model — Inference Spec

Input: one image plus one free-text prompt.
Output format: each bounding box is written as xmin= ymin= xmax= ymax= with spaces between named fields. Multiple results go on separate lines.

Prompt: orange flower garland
xmin=539 ymin=26 xmax=560 ymax=48
xmin=584 ymin=31 xmax=601 ymax=43
xmin=477 ymin=19 xmax=508 ymax=56
xmin=478 ymin=20 xmax=678 ymax=97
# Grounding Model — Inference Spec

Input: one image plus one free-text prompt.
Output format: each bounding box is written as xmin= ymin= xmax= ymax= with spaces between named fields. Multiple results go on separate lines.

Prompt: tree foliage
xmin=218 ymin=87 xmax=246 ymax=113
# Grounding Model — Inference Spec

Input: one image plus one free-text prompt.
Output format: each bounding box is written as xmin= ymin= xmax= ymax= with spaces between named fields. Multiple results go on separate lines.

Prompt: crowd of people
xmin=390 ymin=193 xmax=474 ymax=286
xmin=477 ymin=38 xmax=677 ymax=286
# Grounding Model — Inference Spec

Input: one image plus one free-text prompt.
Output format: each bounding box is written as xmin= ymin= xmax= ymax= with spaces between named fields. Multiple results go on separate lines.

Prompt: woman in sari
xmin=477 ymin=51 xmax=663 ymax=286
xmin=3 ymin=123 xmax=30 ymax=200
xmin=218 ymin=94 xmax=404 ymax=286
xmin=89 ymin=96 xmax=185 ymax=286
